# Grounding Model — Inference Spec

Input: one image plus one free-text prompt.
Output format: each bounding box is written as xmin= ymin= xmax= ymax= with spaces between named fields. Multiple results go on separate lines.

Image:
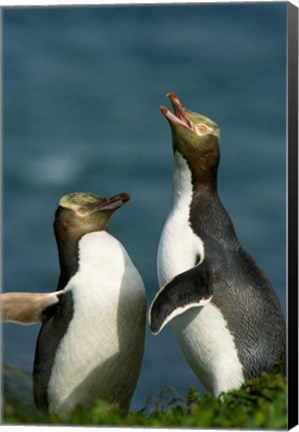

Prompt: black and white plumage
xmin=2 ymin=192 xmax=146 ymax=419
xmin=149 ymin=93 xmax=286 ymax=396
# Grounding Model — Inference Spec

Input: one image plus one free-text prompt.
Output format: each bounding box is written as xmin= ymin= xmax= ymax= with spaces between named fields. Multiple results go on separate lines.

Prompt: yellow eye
xmin=196 ymin=124 xmax=208 ymax=135
xmin=77 ymin=207 xmax=88 ymax=215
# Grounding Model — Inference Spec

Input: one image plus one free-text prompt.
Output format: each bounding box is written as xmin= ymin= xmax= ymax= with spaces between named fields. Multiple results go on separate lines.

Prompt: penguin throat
xmin=56 ymin=236 xmax=81 ymax=290
xmin=173 ymin=150 xmax=218 ymax=200
xmin=172 ymin=151 xmax=195 ymax=208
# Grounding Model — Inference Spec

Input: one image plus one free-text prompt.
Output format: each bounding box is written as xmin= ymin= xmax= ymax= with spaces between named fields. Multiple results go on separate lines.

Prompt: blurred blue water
xmin=3 ymin=3 xmax=287 ymax=412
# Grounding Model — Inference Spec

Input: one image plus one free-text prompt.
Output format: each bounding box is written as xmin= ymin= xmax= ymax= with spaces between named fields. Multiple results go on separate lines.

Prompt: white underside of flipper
xmin=48 ymin=231 xmax=146 ymax=418
xmin=149 ymin=287 xmax=212 ymax=335
xmin=157 ymin=151 xmax=244 ymax=396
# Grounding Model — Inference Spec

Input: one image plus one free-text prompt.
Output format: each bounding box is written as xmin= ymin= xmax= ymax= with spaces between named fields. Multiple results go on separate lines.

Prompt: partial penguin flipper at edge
xmin=0 ymin=291 xmax=62 ymax=325
xmin=149 ymin=261 xmax=213 ymax=335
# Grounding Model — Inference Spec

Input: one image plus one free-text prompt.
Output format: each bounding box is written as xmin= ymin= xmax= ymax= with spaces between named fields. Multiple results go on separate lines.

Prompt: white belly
xmin=157 ymin=151 xmax=244 ymax=395
xmin=172 ymin=304 xmax=244 ymax=395
xmin=48 ymin=231 xmax=146 ymax=418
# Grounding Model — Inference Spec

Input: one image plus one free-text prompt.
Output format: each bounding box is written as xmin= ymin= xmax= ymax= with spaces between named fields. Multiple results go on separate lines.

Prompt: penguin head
xmin=160 ymin=93 xmax=220 ymax=179
xmin=55 ymin=192 xmax=130 ymax=237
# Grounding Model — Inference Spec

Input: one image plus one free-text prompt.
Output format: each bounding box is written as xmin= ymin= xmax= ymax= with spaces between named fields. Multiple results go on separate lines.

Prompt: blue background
xmin=3 ymin=3 xmax=287 ymax=412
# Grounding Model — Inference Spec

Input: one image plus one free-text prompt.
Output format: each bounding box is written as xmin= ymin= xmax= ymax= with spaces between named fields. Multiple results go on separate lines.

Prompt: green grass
xmin=3 ymin=366 xmax=287 ymax=428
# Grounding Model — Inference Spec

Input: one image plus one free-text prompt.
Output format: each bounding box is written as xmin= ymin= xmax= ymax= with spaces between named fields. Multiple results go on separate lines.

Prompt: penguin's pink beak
xmin=160 ymin=92 xmax=193 ymax=130
xmin=92 ymin=193 xmax=130 ymax=213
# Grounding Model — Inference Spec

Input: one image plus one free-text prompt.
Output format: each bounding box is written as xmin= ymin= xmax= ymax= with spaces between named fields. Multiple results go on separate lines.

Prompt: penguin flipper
xmin=0 ymin=291 xmax=62 ymax=325
xmin=149 ymin=262 xmax=213 ymax=335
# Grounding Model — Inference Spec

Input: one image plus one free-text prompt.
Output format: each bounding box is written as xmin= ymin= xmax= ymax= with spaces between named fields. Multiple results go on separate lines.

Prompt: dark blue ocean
xmin=3 ymin=3 xmax=287 ymax=413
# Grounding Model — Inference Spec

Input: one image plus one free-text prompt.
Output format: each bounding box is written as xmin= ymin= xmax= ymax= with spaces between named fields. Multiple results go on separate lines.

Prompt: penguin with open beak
xmin=2 ymin=192 xmax=146 ymax=419
xmin=149 ymin=93 xmax=286 ymax=396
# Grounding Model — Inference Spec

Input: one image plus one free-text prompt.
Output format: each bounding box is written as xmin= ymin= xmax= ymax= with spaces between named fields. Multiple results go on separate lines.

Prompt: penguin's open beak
xmin=160 ymin=92 xmax=193 ymax=130
xmin=91 ymin=193 xmax=130 ymax=213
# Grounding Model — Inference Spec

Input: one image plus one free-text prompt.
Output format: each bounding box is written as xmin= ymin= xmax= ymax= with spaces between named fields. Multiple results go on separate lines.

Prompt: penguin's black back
xmin=33 ymin=290 xmax=74 ymax=410
xmin=189 ymin=191 xmax=286 ymax=378
xmin=33 ymin=214 xmax=79 ymax=412
xmin=212 ymin=248 xmax=286 ymax=379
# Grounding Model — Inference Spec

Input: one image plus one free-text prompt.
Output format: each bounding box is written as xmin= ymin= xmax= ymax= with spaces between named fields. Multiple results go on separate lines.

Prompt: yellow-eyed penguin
xmin=149 ymin=92 xmax=285 ymax=396
xmin=2 ymin=192 xmax=146 ymax=419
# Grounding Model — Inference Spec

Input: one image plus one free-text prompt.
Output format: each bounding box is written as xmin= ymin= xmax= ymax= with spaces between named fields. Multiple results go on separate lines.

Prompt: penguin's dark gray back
xmin=33 ymin=213 xmax=79 ymax=411
xmin=190 ymin=193 xmax=286 ymax=378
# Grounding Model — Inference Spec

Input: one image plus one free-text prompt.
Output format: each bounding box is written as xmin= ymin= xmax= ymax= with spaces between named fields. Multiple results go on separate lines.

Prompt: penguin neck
xmin=55 ymin=228 xmax=99 ymax=290
xmin=172 ymin=151 xmax=193 ymax=208
xmin=171 ymin=151 xmax=218 ymax=209
xmin=55 ymin=235 xmax=81 ymax=290
xmin=55 ymin=231 xmax=110 ymax=290
xmin=171 ymin=151 xmax=239 ymax=251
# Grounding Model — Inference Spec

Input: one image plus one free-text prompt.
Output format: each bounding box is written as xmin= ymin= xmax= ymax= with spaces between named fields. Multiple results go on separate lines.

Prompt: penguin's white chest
xmin=48 ymin=231 xmax=146 ymax=417
xmin=157 ymin=152 xmax=204 ymax=286
xmin=157 ymin=152 xmax=244 ymax=395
